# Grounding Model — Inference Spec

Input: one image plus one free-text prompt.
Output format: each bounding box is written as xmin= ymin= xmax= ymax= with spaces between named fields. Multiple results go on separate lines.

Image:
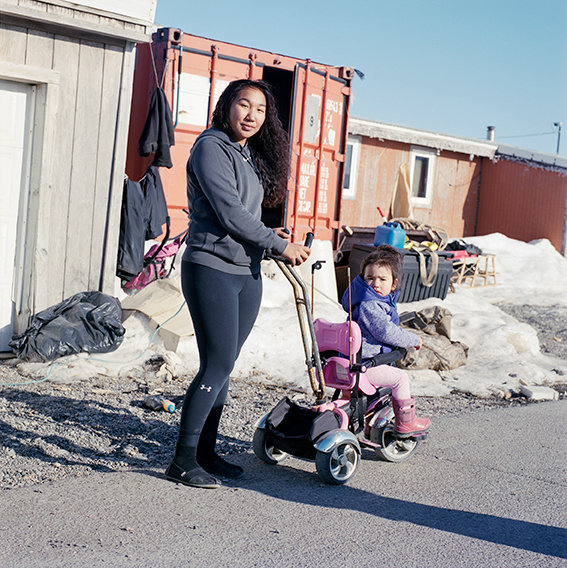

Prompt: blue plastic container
xmin=374 ymin=222 xmax=406 ymax=249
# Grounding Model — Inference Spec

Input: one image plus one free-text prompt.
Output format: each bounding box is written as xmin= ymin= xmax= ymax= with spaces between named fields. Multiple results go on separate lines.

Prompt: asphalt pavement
xmin=1 ymin=400 xmax=566 ymax=567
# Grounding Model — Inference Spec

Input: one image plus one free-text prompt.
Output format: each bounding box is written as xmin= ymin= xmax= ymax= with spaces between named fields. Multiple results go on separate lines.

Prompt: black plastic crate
xmin=348 ymin=244 xmax=453 ymax=303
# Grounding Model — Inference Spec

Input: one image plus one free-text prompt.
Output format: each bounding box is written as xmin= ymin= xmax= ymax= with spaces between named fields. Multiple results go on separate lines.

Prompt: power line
xmin=498 ymin=130 xmax=556 ymax=139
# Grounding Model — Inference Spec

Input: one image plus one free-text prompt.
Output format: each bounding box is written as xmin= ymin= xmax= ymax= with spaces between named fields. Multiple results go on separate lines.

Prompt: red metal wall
xmin=126 ymin=28 xmax=352 ymax=243
xmin=340 ymin=137 xmax=482 ymax=238
xmin=476 ymin=158 xmax=567 ymax=251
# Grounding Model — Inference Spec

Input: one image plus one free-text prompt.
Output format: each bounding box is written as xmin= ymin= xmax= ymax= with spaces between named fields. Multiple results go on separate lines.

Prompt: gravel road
xmin=1 ymin=304 xmax=565 ymax=491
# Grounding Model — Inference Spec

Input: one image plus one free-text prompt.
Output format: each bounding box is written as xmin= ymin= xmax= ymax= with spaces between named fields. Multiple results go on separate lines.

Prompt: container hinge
xmin=339 ymin=67 xmax=355 ymax=80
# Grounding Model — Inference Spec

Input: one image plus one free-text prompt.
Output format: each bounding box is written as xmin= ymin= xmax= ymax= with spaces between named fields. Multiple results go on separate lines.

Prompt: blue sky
xmin=155 ymin=0 xmax=567 ymax=156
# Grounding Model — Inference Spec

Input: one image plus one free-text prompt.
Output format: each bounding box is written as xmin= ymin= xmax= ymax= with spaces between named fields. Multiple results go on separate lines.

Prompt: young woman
xmin=166 ymin=79 xmax=310 ymax=489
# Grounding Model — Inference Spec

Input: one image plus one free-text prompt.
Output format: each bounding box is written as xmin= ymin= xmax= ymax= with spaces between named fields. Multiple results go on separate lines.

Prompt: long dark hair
xmin=212 ymin=79 xmax=289 ymax=207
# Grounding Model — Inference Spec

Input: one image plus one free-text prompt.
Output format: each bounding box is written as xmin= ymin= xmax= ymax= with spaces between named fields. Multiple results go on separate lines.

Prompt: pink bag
xmin=123 ymin=234 xmax=185 ymax=292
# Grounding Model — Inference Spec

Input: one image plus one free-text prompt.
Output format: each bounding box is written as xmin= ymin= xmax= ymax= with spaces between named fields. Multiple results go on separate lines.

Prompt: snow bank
xmin=15 ymin=234 xmax=567 ymax=398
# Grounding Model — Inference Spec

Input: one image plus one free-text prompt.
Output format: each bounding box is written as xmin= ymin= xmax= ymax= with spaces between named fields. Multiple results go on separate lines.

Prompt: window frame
xmin=342 ymin=134 xmax=361 ymax=200
xmin=409 ymin=145 xmax=436 ymax=207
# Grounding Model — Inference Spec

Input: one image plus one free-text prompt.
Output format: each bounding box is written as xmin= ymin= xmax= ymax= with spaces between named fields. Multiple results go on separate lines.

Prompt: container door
xmin=0 ymin=80 xmax=34 ymax=351
xmin=165 ymin=44 xmax=233 ymax=235
xmin=259 ymin=65 xmax=295 ymax=228
xmin=128 ymin=31 xmax=269 ymax=236
xmin=286 ymin=63 xmax=351 ymax=243
xmin=126 ymin=30 xmax=351 ymax=242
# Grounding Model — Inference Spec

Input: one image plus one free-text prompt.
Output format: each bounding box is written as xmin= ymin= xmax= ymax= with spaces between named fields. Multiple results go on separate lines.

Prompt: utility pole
xmin=554 ymin=122 xmax=562 ymax=154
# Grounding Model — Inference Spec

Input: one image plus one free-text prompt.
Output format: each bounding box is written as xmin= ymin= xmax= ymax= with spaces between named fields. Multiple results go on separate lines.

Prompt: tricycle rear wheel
xmin=374 ymin=424 xmax=420 ymax=462
xmin=253 ymin=428 xmax=288 ymax=464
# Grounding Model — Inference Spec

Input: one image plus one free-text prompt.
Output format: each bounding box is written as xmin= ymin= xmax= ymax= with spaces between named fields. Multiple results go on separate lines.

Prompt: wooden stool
xmin=452 ymin=254 xmax=497 ymax=288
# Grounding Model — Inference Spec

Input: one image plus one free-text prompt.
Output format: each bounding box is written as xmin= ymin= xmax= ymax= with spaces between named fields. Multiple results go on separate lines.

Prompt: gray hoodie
xmin=182 ymin=127 xmax=288 ymax=274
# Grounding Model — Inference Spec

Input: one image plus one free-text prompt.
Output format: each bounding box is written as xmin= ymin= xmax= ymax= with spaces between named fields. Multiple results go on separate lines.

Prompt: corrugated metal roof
xmin=348 ymin=117 xmax=497 ymax=158
xmin=348 ymin=117 xmax=567 ymax=172
xmin=496 ymin=144 xmax=567 ymax=170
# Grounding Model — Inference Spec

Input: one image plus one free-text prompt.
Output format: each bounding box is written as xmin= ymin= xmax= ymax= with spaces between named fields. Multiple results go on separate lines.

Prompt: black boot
xmin=199 ymin=454 xmax=243 ymax=479
xmin=197 ymin=405 xmax=244 ymax=479
xmin=165 ymin=445 xmax=220 ymax=489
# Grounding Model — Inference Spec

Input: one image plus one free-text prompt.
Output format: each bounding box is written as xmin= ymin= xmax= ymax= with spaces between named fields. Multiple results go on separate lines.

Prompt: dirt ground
xmin=1 ymin=303 xmax=565 ymax=490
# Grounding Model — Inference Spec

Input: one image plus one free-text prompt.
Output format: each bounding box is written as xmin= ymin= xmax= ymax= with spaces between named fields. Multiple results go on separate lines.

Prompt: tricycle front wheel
xmin=315 ymin=442 xmax=359 ymax=485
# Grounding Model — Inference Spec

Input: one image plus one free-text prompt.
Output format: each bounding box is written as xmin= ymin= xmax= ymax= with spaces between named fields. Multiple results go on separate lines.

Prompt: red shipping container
xmin=126 ymin=28 xmax=354 ymax=244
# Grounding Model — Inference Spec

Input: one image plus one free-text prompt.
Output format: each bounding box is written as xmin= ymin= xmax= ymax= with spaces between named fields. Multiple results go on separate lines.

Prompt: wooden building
xmin=342 ymin=117 xmax=567 ymax=255
xmin=0 ymin=1 xmax=156 ymax=352
xmin=341 ymin=117 xmax=497 ymax=238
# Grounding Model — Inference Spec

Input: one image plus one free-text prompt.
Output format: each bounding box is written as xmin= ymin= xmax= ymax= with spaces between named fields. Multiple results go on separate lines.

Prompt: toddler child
xmin=341 ymin=245 xmax=430 ymax=436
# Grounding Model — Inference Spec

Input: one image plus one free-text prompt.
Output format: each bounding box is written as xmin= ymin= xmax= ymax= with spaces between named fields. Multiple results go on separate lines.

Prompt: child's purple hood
xmin=341 ymin=274 xmax=400 ymax=323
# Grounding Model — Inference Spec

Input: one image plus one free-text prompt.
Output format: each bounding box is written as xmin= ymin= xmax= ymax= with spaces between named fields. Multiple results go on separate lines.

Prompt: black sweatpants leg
xmin=176 ymin=261 xmax=262 ymax=455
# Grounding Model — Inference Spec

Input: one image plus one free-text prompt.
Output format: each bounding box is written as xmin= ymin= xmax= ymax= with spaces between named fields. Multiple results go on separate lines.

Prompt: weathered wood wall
xmin=0 ymin=18 xmax=136 ymax=331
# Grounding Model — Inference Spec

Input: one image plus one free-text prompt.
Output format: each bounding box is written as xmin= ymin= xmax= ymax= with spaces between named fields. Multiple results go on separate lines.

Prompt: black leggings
xmin=177 ymin=261 xmax=263 ymax=451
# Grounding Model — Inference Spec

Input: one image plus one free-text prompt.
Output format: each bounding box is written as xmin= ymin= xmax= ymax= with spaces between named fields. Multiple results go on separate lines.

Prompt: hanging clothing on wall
xmin=142 ymin=165 xmax=169 ymax=239
xmin=138 ymin=86 xmax=175 ymax=168
xmin=116 ymin=177 xmax=146 ymax=280
xmin=116 ymin=167 xmax=169 ymax=281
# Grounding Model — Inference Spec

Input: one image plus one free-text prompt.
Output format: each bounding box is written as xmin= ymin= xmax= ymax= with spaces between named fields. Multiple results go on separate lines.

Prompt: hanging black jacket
xmin=141 ymin=165 xmax=168 ymax=239
xmin=116 ymin=167 xmax=169 ymax=280
xmin=116 ymin=178 xmax=146 ymax=280
xmin=138 ymin=87 xmax=175 ymax=168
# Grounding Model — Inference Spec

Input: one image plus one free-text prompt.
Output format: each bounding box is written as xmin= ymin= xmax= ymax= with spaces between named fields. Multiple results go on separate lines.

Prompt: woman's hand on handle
xmin=281 ymin=242 xmax=311 ymax=266
xmin=273 ymin=227 xmax=291 ymax=239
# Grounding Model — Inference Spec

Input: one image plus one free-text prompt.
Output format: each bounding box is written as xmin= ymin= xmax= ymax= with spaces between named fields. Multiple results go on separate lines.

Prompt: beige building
xmin=0 ymin=1 xmax=156 ymax=351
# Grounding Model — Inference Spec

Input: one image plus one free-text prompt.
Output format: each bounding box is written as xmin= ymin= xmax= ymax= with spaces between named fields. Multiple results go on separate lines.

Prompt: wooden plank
xmin=63 ymin=39 xmax=104 ymax=296
xmin=24 ymin=28 xmax=55 ymax=68
xmin=17 ymin=1 xmax=48 ymax=13
xmin=45 ymin=4 xmax=75 ymax=20
xmin=100 ymin=41 xmax=136 ymax=293
xmin=39 ymin=36 xmax=80 ymax=307
xmin=2 ymin=2 xmax=152 ymax=43
xmin=22 ymin=76 xmax=61 ymax=320
xmin=88 ymin=42 xmax=122 ymax=289
xmin=0 ymin=24 xmax=27 ymax=65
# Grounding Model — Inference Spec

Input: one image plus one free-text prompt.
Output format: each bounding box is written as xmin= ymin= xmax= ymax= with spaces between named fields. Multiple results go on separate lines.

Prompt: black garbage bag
xmin=446 ymin=239 xmax=483 ymax=255
xmin=9 ymin=291 xmax=125 ymax=362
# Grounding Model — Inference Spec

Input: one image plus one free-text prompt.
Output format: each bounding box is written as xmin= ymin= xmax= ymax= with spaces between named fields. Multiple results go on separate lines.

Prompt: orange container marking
xmin=126 ymin=28 xmax=353 ymax=244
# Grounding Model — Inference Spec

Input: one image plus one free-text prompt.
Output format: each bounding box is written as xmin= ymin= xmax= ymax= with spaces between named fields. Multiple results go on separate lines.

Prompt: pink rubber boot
xmin=392 ymin=397 xmax=431 ymax=437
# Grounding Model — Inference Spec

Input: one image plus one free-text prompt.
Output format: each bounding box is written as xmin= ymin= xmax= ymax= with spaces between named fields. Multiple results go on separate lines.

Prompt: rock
xmin=519 ymin=385 xmax=559 ymax=401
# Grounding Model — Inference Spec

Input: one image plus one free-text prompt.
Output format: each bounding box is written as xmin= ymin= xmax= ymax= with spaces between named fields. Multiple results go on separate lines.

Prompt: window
xmin=342 ymin=135 xmax=361 ymax=199
xmin=409 ymin=146 xmax=436 ymax=206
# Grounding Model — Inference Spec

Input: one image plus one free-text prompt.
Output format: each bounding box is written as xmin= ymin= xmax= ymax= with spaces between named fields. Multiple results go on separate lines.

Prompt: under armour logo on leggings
xmin=200 ymin=384 xmax=212 ymax=392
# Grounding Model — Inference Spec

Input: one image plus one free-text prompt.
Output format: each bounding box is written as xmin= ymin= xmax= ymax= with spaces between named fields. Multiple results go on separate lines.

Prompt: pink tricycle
xmin=253 ymin=238 xmax=426 ymax=484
